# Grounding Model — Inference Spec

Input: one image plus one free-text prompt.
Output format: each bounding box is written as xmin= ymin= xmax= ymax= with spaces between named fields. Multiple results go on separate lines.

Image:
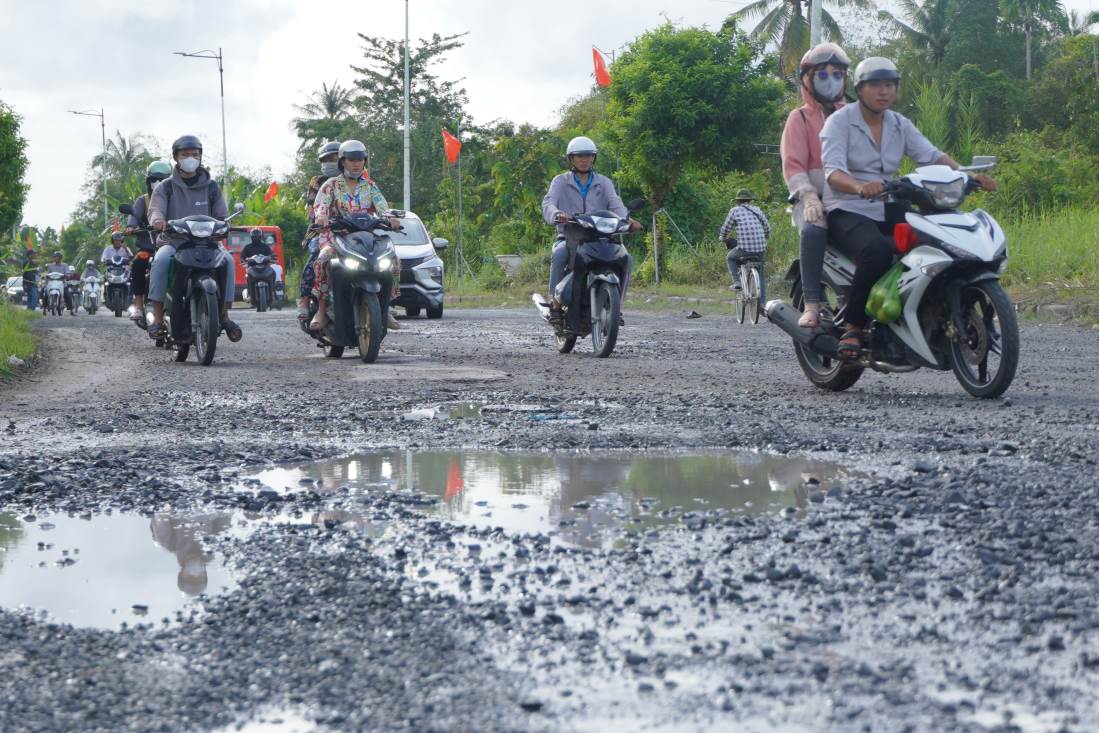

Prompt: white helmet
xmin=853 ymin=57 xmax=901 ymax=87
xmin=86 ymin=260 xmax=95 ymax=266
xmin=338 ymin=139 xmax=368 ymax=165
xmin=566 ymin=136 xmax=598 ymax=158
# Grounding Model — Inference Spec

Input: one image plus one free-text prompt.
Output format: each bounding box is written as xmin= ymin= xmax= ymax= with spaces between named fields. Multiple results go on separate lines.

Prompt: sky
xmin=2 ymin=0 xmax=1096 ymax=231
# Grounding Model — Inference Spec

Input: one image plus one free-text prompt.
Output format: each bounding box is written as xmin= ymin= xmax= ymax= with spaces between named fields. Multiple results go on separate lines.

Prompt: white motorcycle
xmin=767 ymin=157 xmax=1018 ymax=399
xmin=43 ymin=272 xmax=67 ymax=317
xmin=81 ymin=275 xmax=102 ymax=315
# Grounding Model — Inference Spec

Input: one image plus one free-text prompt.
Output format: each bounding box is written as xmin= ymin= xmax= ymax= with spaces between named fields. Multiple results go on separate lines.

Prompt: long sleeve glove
xmin=802 ymin=190 xmax=824 ymax=224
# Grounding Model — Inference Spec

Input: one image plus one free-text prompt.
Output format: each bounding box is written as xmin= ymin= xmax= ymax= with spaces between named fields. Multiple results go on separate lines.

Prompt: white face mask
xmin=813 ymin=76 xmax=845 ymax=102
xmin=178 ymin=157 xmax=200 ymax=174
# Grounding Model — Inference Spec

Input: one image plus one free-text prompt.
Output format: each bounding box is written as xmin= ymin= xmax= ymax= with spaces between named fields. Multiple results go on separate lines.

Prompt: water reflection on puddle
xmin=247 ymin=450 xmax=848 ymax=547
xmin=0 ymin=512 xmax=239 ymax=629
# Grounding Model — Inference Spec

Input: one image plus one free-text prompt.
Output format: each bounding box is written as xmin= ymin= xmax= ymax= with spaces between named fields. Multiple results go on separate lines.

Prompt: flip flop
xmin=836 ymin=329 xmax=864 ymax=360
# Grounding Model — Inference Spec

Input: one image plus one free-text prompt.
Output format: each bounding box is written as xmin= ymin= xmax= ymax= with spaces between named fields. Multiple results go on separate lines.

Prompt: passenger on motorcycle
xmin=541 ymin=136 xmax=641 ymax=325
xmin=309 ymin=139 xmax=401 ymax=332
xmin=80 ymin=259 xmax=100 ymax=281
xmin=298 ymin=140 xmax=340 ymax=322
xmin=781 ymin=43 xmax=849 ymax=328
xmin=820 ymin=57 xmax=996 ymax=358
xmin=125 ymin=160 xmax=173 ymax=321
xmin=147 ymin=134 xmax=241 ymax=343
xmin=42 ymin=252 xmax=74 ymax=312
xmin=101 ymin=232 xmax=132 ymax=264
xmin=241 ymin=227 xmax=276 ymax=305
xmin=719 ymin=189 xmax=770 ymax=302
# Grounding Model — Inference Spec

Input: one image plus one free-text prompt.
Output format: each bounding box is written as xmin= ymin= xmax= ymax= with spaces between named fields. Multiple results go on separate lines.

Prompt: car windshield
xmin=390 ymin=218 xmax=429 ymax=246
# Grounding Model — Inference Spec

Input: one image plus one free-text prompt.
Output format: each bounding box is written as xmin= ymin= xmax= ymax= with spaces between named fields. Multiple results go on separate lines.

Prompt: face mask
xmin=178 ymin=157 xmax=200 ymax=174
xmin=320 ymin=162 xmax=339 ymax=177
xmin=813 ymin=75 xmax=844 ymax=102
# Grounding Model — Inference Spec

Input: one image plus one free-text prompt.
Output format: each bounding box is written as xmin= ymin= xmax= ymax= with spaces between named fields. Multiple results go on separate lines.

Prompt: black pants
xmin=169 ymin=262 xmax=231 ymax=340
xmin=131 ymin=253 xmax=151 ymax=297
xmin=827 ymin=205 xmax=906 ymax=328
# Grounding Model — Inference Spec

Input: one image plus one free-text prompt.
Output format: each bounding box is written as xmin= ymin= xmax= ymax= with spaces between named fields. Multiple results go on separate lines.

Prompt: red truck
xmin=226 ymin=225 xmax=285 ymax=301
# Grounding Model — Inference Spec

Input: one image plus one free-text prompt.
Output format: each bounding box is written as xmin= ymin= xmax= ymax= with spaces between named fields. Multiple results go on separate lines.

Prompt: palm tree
xmin=292 ymin=81 xmax=358 ymax=150
xmin=92 ymin=132 xmax=151 ymax=182
xmin=1060 ymin=8 xmax=1099 ymax=36
xmin=1000 ymin=0 xmax=1066 ymax=80
xmin=730 ymin=0 xmax=876 ymax=78
xmin=879 ymin=0 xmax=954 ymax=66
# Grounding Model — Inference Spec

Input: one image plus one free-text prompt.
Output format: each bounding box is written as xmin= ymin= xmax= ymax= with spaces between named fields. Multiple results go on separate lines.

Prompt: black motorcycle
xmin=533 ymin=201 xmax=642 ymax=358
xmin=301 ymin=213 xmax=399 ymax=363
xmin=64 ymin=275 xmax=80 ymax=316
xmin=244 ymin=254 xmax=275 ymax=312
xmin=105 ymin=255 xmax=130 ymax=317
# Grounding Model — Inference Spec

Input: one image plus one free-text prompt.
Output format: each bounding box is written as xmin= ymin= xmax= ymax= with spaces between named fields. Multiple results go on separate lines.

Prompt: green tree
xmin=1029 ymin=35 xmax=1099 ymax=151
xmin=292 ymin=81 xmax=357 ymax=152
xmin=941 ymin=0 xmax=1026 ymax=77
xmin=729 ymin=0 xmax=875 ymax=77
xmin=0 ymin=101 xmax=30 ymax=263
xmin=1000 ymin=0 xmax=1065 ymax=79
xmin=880 ymin=0 xmax=955 ymax=66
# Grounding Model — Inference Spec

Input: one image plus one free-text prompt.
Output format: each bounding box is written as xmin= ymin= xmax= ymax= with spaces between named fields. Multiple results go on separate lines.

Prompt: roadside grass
xmin=0 ymin=304 xmax=40 ymax=376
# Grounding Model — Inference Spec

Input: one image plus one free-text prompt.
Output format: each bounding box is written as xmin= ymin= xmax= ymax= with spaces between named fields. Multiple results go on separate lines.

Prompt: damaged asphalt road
xmin=2 ymin=306 xmax=1098 ymax=732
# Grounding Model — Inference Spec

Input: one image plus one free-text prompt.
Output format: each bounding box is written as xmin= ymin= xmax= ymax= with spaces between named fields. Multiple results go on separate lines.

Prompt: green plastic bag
xmin=865 ymin=262 xmax=904 ymax=324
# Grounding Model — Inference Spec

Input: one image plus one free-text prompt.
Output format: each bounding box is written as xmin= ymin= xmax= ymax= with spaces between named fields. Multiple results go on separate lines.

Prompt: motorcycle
xmin=244 ymin=254 xmax=275 ymax=313
xmin=766 ymin=157 xmax=1019 ymax=399
xmin=300 ymin=212 xmax=399 ymax=363
xmin=532 ymin=200 xmax=643 ymax=358
xmin=105 ymin=255 xmax=131 ymax=317
xmin=43 ymin=272 xmax=66 ymax=316
xmin=64 ymin=275 xmax=80 ymax=316
xmin=81 ymin=275 xmax=101 ymax=315
xmin=155 ymin=203 xmax=245 ymax=365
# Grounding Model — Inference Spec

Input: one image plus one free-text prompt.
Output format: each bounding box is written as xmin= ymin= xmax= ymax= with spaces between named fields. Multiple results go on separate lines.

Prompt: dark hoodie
xmin=149 ymin=167 xmax=228 ymax=226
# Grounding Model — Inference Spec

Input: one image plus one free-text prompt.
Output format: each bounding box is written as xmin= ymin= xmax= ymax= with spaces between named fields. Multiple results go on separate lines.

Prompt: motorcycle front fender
xmin=586 ymin=272 xmax=621 ymax=289
xmin=959 ymin=270 xmax=1000 ymax=287
xmin=197 ymin=275 xmax=219 ymax=295
xmin=360 ymin=279 xmax=383 ymax=294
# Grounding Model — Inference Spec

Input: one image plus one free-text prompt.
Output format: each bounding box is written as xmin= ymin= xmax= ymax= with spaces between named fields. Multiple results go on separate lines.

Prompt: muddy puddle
xmin=244 ymin=450 xmax=849 ymax=548
xmin=0 ymin=511 xmax=241 ymax=629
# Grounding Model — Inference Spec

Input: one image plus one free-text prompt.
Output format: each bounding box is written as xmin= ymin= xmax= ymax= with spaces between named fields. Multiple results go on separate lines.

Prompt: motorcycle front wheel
xmin=556 ymin=333 xmax=577 ymax=353
xmin=193 ymin=288 xmax=221 ymax=366
xmin=948 ymin=280 xmax=1018 ymax=399
xmin=792 ymin=281 xmax=864 ymax=392
xmin=590 ymin=281 xmax=620 ymax=358
xmin=256 ymin=284 xmax=269 ymax=313
xmin=357 ymin=293 xmax=384 ymax=363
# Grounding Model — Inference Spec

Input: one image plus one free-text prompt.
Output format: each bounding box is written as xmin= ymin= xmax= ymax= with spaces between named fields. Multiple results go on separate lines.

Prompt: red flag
xmin=112 ymin=219 xmax=120 ymax=232
xmin=263 ymin=181 xmax=279 ymax=203
xmin=441 ymin=128 xmax=462 ymax=165
xmin=444 ymin=460 xmax=464 ymax=502
xmin=593 ymin=47 xmax=611 ymax=88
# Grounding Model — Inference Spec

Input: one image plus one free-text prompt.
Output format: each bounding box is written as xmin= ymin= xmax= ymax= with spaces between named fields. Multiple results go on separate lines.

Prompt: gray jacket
xmin=541 ymin=171 xmax=628 ymax=237
xmin=149 ymin=167 xmax=228 ymax=226
xmin=126 ymin=194 xmax=156 ymax=250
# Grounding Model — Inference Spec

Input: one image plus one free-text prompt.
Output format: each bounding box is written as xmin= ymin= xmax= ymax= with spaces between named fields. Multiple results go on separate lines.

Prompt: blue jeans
xmin=727 ymin=247 xmax=767 ymax=303
xmin=548 ymin=239 xmax=633 ymax=302
xmin=23 ymin=284 xmax=38 ymax=310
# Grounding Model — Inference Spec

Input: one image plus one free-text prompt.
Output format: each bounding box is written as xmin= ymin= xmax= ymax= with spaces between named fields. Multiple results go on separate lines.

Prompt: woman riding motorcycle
xmin=298 ymin=140 xmax=340 ymax=322
xmin=820 ymin=57 xmax=996 ymax=358
xmin=780 ymin=43 xmax=849 ymax=328
xmin=125 ymin=160 xmax=173 ymax=321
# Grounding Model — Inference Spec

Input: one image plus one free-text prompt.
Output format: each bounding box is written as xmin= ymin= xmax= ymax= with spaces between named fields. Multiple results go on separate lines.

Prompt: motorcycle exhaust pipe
xmin=531 ymin=293 xmax=551 ymax=319
xmin=764 ymin=300 xmax=840 ymax=358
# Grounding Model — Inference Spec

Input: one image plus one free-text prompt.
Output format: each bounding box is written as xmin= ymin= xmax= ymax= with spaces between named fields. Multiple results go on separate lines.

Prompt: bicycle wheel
xmin=747 ymin=266 xmax=761 ymax=324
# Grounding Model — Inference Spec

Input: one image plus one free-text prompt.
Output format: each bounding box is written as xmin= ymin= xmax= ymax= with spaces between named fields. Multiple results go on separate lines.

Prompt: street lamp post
xmin=403 ymin=0 xmax=412 ymax=211
xmin=174 ymin=48 xmax=230 ymax=194
xmin=70 ymin=108 xmax=108 ymax=228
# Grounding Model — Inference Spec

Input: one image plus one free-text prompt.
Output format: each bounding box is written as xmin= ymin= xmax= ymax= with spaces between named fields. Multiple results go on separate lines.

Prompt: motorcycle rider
xmin=541 ymin=136 xmax=641 ymax=328
xmin=240 ymin=227 xmax=276 ymax=306
xmin=79 ymin=259 xmax=100 ymax=281
xmin=298 ymin=140 xmax=340 ymax=322
xmin=781 ymin=43 xmax=849 ymax=328
xmin=821 ymin=57 xmax=996 ymax=359
xmin=309 ymin=139 xmax=402 ymax=332
xmin=42 ymin=251 xmax=74 ymax=312
xmin=147 ymin=134 xmax=241 ymax=344
xmin=101 ymin=232 xmax=132 ymax=264
xmin=125 ymin=160 xmax=173 ymax=321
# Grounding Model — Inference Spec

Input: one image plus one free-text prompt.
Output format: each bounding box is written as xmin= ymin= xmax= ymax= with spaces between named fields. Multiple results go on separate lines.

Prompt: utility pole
xmin=69 ymin=108 xmax=108 ymax=228
xmin=810 ymin=0 xmax=822 ymax=46
xmin=403 ymin=0 xmax=412 ymax=211
xmin=174 ymin=48 xmax=230 ymax=195
xmin=456 ymin=117 xmax=464 ymax=280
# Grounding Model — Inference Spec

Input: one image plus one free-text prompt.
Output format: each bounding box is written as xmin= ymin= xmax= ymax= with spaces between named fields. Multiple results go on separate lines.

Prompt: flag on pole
xmin=593 ymin=47 xmax=612 ymax=88
xmin=112 ymin=219 xmax=120 ymax=232
xmin=441 ymin=128 xmax=462 ymax=164
xmin=264 ymin=181 xmax=280 ymax=203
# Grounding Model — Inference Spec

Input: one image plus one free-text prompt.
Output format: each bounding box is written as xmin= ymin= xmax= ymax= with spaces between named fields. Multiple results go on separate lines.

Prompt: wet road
xmin=2 ymin=304 xmax=1099 ymax=731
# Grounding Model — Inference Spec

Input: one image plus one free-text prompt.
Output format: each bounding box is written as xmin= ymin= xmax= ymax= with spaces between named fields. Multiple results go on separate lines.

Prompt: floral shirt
xmin=313 ymin=174 xmax=389 ymax=246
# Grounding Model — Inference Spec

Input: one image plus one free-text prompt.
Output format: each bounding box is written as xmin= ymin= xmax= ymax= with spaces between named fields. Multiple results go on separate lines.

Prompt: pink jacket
xmin=780 ymin=84 xmax=845 ymax=198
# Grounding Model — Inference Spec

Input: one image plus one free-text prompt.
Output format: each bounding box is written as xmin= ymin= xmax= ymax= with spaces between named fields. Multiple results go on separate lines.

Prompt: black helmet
xmin=317 ymin=141 xmax=341 ymax=162
xmin=250 ymin=228 xmax=263 ymax=242
xmin=53 ymin=250 xmax=62 ymax=258
xmin=172 ymin=135 xmax=203 ymax=154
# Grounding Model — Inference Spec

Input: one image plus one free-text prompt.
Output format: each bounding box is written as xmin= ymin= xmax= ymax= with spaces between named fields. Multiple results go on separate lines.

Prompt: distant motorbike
xmin=767 ymin=157 xmax=1018 ymax=399
xmin=81 ymin=275 xmax=101 ymax=315
xmin=43 ymin=272 xmax=66 ymax=316
xmin=104 ymin=255 xmax=130 ymax=317
xmin=64 ymin=275 xmax=80 ymax=316
xmin=301 ymin=212 xmax=399 ymax=363
xmin=533 ymin=200 xmax=643 ymax=358
xmin=244 ymin=253 xmax=275 ymax=313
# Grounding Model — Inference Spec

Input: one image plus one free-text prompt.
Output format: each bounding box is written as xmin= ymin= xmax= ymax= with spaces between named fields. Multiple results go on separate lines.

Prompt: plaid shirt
xmin=718 ymin=204 xmax=771 ymax=254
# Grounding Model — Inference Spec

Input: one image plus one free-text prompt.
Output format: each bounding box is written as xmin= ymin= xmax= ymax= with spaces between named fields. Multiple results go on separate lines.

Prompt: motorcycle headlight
xmin=342 ymin=256 xmax=361 ymax=270
xmin=377 ymin=256 xmax=393 ymax=271
xmin=593 ymin=217 xmax=619 ymax=234
xmin=922 ymin=178 xmax=967 ymax=209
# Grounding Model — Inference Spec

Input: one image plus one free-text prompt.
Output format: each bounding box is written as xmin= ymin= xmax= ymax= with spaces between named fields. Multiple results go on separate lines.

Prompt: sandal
xmin=221 ymin=318 xmax=243 ymax=343
xmin=148 ymin=323 xmax=167 ymax=340
xmin=836 ymin=329 xmax=864 ymax=360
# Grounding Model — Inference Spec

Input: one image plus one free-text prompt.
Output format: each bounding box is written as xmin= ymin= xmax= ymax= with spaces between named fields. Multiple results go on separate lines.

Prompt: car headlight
xmin=377 ymin=256 xmax=393 ymax=271
xmin=922 ymin=178 xmax=966 ymax=209
xmin=593 ymin=217 xmax=619 ymax=234
xmin=424 ymin=266 xmax=443 ymax=281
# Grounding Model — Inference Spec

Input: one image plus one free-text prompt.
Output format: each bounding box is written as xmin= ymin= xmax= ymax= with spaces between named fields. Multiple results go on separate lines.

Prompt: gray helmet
xmin=566 ymin=136 xmax=598 ymax=158
xmin=171 ymin=135 xmax=203 ymax=154
xmin=338 ymin=139 xmax=368 ymax=161
xmin=317 ymin=141 xmax=341 ymax=162
xmin=853 ymin=57 xmax=901 ymax=87
xmin=86 ymin=259 xmax=95 ymax=267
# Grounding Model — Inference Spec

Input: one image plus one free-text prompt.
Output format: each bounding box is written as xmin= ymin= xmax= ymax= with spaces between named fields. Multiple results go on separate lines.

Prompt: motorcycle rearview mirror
xmin=432 ymin=237 xmax=449 ymax=251
xmin=118 ymin=203 xmax=134 ymax=216
xmin=626 ymin=198 xmax=647 ymax=212
xmin=226 ymin=202 xmax=246 ymax=222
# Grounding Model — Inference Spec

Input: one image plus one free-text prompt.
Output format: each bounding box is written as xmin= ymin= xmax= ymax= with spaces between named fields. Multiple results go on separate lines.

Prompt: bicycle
xmin=733 ymin=254 xmax=763 ymax=325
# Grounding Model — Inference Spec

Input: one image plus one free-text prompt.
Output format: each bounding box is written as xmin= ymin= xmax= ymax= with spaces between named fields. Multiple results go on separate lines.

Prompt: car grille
xmin=400 ymin=256 xmax=427 ymax=271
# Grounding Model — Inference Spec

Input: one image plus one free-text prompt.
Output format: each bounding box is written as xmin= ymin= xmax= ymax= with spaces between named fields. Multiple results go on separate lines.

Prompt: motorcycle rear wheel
xmin=193 ymin=288 xmax=220 ymax=366
xmin=357 ymin=294 xmax=384 ymax=363
xmin=792 ymin=281 xmax=864 ymax=392
xmin=948 ymin=280 xmax=1018 ymax=399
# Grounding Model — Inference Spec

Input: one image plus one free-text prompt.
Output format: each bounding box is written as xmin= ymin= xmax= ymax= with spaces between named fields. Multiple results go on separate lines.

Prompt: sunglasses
xmin=816 ymin=70 xmax=845 ymax=81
